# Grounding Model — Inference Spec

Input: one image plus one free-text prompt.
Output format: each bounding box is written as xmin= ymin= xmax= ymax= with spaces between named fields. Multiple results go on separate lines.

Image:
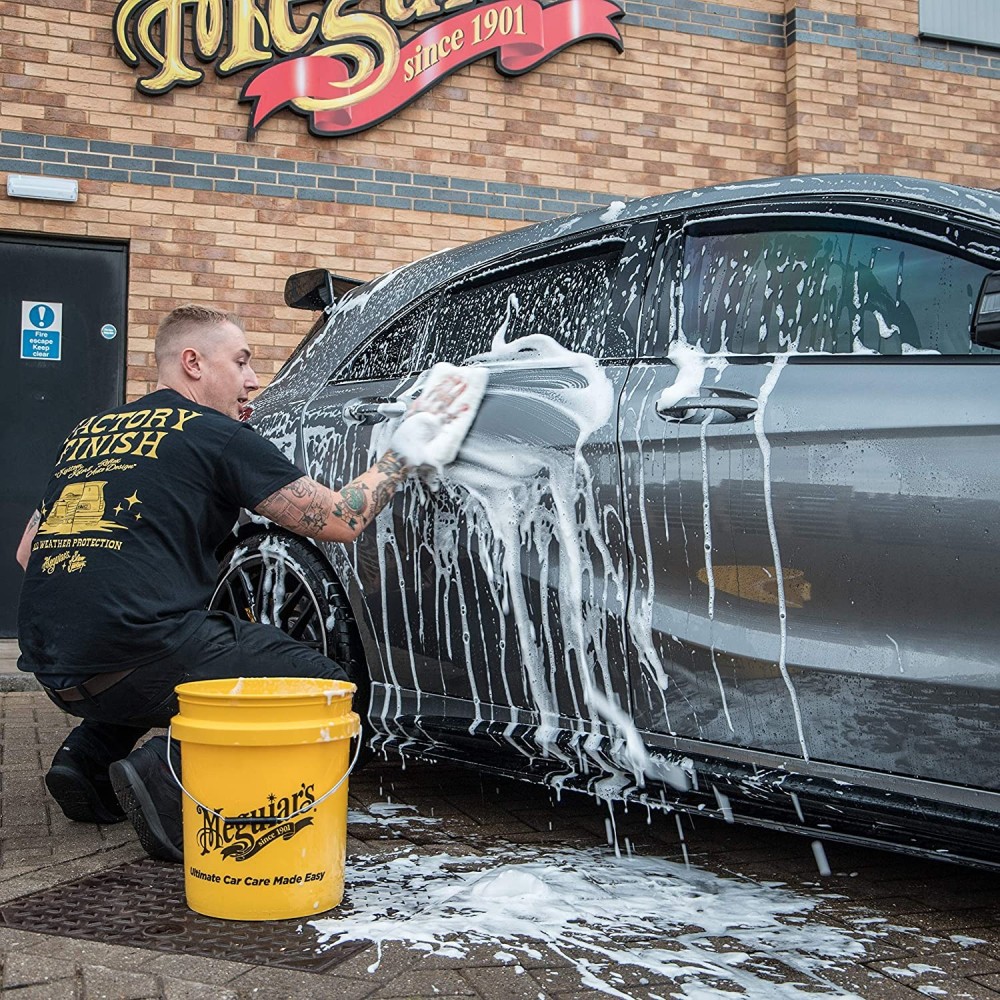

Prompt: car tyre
xmin=210 ymin=532 xmax=371 ymax=758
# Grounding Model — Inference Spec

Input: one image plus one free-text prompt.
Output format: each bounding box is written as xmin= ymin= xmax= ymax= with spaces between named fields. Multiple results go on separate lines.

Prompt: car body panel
xmin=238 ymin=174 xmax=1000 ymax=866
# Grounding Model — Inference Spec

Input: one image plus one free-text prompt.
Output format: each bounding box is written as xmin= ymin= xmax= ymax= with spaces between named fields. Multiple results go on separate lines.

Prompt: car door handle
xmin=343 ymin=398 xmax=408 ymax=424
xmin=655 ymin=395 xmax=758 ymax=420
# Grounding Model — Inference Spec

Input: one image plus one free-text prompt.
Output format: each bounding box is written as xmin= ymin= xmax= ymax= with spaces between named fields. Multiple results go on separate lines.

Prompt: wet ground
xmin=4 ymin=687 xmax=1000 ymax=998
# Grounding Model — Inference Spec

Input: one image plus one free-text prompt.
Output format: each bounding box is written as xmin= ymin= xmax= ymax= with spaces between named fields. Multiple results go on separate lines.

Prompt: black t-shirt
xmin=18 ymin=388 xmax=302 ymax=680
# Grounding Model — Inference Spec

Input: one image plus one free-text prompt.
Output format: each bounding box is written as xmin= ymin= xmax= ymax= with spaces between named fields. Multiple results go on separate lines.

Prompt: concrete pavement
xmin=4 ymin=674 xmax=1000 ymax=997
xmin=0 ymin=638 xmax=37 ymax=692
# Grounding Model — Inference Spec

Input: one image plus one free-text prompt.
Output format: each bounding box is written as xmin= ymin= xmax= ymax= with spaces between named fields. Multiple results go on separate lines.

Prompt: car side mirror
xmin=972 ymin=271 xmax=1000 ymax=348
xmin=284 ymin=269 xmax=362 ymax=311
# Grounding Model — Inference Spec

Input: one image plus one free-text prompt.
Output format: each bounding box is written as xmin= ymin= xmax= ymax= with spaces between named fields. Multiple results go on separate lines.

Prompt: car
xmin=212 ymin=173 xmax=1000 ymax=868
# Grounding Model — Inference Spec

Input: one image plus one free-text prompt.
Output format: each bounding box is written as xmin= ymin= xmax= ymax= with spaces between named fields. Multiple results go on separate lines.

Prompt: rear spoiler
xmin=284 ymin=269 xmax=363 ymax=311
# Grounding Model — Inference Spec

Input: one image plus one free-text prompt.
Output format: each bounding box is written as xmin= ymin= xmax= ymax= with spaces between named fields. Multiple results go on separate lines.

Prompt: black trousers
xmin=42 ymin=611 xmax=349 ymax=769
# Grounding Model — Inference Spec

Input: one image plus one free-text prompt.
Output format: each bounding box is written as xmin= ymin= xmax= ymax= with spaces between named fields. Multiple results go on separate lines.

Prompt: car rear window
xmin=424 ymin=247 xmax=619 ymax=366
xmin=336 ymin=296 xmax=437 ymax=382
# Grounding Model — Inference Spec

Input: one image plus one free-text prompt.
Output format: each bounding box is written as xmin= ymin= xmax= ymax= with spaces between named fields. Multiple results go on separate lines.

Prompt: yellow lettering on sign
xmin=195 ymin=0 xmax=226 ymax=56
xmin=382 ymin=0 xmax=445 ymax=27
xmin=218 ymin=0 xmax=273 ymax=74
xmin=266 ymin=0 xmax=319 ymax=55
xmin=115 ymin=0 xmax=203 ymax=92
xmin=115 ymin=0 xmax=225 ymax=93
xmin=287 ymin=0 xmax=399 ymax=115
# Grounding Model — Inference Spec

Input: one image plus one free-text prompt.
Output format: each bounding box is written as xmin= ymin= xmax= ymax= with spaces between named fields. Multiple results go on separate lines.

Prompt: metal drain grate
xmin=0 ymin=859 xmax=368 ymax=973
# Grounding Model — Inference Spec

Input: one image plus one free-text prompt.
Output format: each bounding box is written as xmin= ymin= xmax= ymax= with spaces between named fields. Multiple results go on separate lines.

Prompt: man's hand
xmin=388 ymin=412 xmax=444 ymax=470
xmin=256 ymin=364 xmax=486 ymax=543
xmin=387 ymin=363 xmax=489 ymax=473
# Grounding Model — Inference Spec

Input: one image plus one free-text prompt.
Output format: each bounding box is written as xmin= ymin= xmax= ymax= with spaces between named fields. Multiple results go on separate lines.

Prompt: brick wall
xmin=1 ymin=0 xmax=999 ymax=394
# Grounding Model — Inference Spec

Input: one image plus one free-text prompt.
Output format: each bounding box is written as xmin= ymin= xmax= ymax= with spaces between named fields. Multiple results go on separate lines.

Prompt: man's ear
xmin=180 ymin=347 xmax=202 ymax=379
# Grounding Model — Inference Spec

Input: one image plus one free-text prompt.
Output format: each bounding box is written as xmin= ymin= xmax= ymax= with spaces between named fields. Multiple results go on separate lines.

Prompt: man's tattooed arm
xmin=16 ymin=509 xmax=41 ymax=569
xmin=254 ymin=449 xmax=411 ymax=543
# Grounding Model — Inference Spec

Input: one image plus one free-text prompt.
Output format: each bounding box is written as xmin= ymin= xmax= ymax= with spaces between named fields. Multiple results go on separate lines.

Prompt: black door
xmin=0 ymin=235 xmax=127 ymax=635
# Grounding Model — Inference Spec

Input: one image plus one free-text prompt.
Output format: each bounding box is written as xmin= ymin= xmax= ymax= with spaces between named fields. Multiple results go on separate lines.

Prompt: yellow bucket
xmin=169 ymin=677 xmax=361 ymax=921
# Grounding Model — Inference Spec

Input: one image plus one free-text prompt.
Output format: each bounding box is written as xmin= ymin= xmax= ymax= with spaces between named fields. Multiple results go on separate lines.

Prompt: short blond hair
xmin=155 ymin=304 xmax=243 ymax=366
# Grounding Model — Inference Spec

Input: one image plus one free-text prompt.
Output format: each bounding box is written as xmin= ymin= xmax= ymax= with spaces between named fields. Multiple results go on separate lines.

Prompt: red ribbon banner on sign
xmin=242 ymin=0 xmax=624 ymax=138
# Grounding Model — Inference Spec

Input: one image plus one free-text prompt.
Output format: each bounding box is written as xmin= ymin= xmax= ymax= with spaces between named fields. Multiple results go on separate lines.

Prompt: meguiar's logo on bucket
xmin=198 ymin=783 xmax=316 ymax=862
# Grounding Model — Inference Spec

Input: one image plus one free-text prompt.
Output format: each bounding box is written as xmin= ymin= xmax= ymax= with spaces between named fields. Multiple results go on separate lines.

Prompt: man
xmin=15 ymin=304 xmax=476 ymax=863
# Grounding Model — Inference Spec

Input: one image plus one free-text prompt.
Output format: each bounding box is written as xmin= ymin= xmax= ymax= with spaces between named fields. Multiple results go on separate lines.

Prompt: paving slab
xmin=0 ymin=638 xmax=37 ymax=691
xmin=6 ymin=688 xmax=1000 ymax=998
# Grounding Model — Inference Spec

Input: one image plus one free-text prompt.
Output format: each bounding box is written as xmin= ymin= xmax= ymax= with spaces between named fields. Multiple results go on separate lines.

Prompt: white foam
xmin=753 ymin=356 xmax=808 ymax=760
xmin=600 ymin=200 xmax=628 ymax=223
xmin=312 ymin=846 xmax=869 ymax=998
xmin=367 ymin=330 xmax=688 ymax=793
xmin=347 ymin=800 xmax=442 ymax=827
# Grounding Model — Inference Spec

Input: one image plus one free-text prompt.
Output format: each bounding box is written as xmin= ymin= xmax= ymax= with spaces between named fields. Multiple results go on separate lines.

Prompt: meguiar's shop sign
xmin=113 ymin=0 xmax=625 ymax=139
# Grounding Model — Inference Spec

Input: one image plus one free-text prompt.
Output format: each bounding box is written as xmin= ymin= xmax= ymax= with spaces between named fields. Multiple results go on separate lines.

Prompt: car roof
xmin=338 ymin=172 xmax=1000 ymax=317
xmin=262 ymin=173 xmax=1000 ymax=406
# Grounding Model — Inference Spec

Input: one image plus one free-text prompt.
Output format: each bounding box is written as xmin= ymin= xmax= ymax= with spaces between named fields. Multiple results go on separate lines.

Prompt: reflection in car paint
xmin=700 ymin=406 xmax=733 ymax=733
xmin=648 ymin=334 xmax=808 ymax=754
xmin=698 ymin=565 xmax=813 ymax=608
xmin=619 ymin=365 xmax=679 ymax=733
xmin=262 ymin=257 xmax=840 ymax=789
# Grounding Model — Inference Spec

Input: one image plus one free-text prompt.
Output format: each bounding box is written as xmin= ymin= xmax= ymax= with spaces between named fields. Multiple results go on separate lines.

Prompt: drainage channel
xmin=0 ymin=859 xmax=369 ymax=973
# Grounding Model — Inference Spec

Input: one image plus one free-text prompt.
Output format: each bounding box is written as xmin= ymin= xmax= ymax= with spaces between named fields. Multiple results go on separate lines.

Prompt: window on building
xmin=919 ymin=0 xmax=1000 ymax=50
xmin=679 ymin=227 xmax=992 ymax=356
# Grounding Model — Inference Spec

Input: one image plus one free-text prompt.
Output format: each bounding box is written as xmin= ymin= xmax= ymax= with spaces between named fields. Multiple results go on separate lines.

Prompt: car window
xmin=423 ymin=245 xmax=620 ymax=366
xmin=335 ymin=295 xmax=437 ymax=382
xmin=680 ymin=228 xmax=994 ymax=355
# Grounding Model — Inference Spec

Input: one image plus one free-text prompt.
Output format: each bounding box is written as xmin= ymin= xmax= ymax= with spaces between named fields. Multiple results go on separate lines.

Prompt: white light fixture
xmin=7 ymin=174 xmax=78 ymax=203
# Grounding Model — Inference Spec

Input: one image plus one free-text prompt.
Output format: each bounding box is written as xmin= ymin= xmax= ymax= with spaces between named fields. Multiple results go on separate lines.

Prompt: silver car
xmin=214 ymin=174 xmax=1000 ymax=867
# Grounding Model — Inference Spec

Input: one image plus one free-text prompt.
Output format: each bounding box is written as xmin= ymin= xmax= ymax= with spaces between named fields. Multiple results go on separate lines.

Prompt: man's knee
xmin=285 ymin=652 xmax=350 ymax=683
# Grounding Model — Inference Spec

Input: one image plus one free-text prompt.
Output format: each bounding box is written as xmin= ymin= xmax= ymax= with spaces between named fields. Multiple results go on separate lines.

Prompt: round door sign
xmin=101 ymin=324 xmax=118 ymax=340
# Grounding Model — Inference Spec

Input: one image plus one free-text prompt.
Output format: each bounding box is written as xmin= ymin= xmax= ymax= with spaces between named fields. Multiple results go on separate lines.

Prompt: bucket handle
xmin=165 ymin=725 xmax=362 ymax=827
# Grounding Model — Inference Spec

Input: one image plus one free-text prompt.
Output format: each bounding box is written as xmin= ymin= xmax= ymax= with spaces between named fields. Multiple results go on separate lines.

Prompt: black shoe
xmin=45 ymin=745 xmax=126 ymax=824
xmin=109 ymin=737 xmax=183 ymax=863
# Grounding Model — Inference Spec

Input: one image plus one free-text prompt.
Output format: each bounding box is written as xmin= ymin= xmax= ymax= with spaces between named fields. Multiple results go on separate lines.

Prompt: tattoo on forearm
xmin=257 ymin=477 xmax=328 ymax=537
xmin=377 ymin=450 xmax=408 ymax=479
xmin=300 ymin=491 xmax=329 ymax=532
xmin=341 ymin=485 xmax=367 ymax=514
xmin=256 ymin=455 xmax=409 ymax=541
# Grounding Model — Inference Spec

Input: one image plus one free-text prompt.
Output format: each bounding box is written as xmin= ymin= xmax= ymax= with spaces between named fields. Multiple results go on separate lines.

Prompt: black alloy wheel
xmin=210 ymin=532 xmax=370 ymax=718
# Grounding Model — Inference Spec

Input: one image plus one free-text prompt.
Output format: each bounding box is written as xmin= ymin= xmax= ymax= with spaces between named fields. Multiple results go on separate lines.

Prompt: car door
xmin=625 ymin=201 xmax=1000 ymax=790
xmin=620 ymin=219 xmax=765 ymax=749
xmin=299 ymin=293 xmax=434 ymax=730
xmin=308 ymin=226 xmax=652 ymax=770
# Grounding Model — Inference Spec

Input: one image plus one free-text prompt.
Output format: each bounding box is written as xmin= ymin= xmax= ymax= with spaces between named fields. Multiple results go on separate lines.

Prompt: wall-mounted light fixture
xmin=6 ymin=174 xmax=79 ymax=203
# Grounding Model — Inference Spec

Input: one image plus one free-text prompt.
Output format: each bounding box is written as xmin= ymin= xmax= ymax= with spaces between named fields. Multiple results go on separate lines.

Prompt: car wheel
xmin=210 ymin=532 xmax=371 ymax=729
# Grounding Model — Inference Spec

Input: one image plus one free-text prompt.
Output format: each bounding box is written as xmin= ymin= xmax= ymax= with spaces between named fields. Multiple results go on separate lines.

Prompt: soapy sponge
xmin=389 ymin=363 xmax=489 ymax=473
